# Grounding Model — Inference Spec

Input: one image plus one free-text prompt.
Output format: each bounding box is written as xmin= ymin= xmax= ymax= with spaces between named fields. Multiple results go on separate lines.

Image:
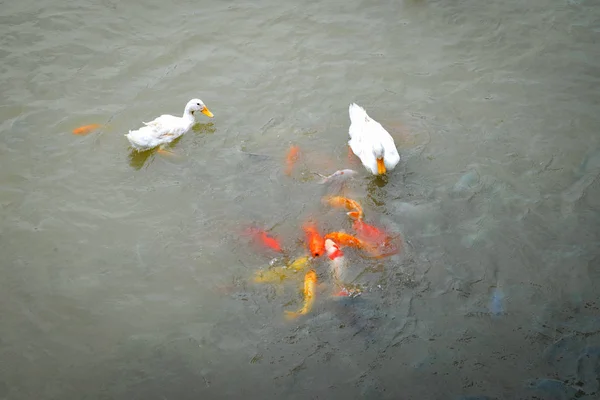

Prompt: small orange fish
xmin=72 ymin=123 xmax=102 ymax=135
xmin=323 ymin=195 xmax=364 ymax=220
xmin=324 ymin=231 xmax=365 ymax=249
xmin=302 ymin=221 xmax=325 ymax=258
xmin=285 ymin=269 xmax=317 ymax=319
xmin=244 ymin=227 xmax=283 ymax=253
xmin=285 ymin=145 xmax=301 ymax=176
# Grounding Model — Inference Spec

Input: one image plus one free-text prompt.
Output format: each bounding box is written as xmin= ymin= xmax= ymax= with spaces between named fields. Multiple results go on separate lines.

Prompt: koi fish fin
xmin=347 ymin=211 xmax=361 ymax=220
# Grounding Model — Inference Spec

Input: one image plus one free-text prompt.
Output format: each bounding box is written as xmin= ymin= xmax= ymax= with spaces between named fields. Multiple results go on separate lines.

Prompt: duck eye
xmin=197 ymin=103 xmax=201 ymax=106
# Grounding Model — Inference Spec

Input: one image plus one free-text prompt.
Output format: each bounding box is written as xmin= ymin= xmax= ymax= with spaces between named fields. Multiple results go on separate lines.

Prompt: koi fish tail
xmin=284 ymin=310 xmax=302 ymax=320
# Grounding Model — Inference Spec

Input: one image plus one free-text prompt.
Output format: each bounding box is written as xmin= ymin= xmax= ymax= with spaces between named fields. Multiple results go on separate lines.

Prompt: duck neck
xmin=182 ymin=108 xmax=196 ymax=121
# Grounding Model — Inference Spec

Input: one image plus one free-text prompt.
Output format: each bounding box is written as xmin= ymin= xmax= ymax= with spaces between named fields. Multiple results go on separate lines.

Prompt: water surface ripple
xmin=1 ymin=0 xmax=599 ymax=399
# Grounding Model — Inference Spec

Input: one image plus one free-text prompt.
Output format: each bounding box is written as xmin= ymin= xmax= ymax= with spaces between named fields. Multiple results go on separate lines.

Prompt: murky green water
xmin=1 ymin=0 xmax=599 ymax=399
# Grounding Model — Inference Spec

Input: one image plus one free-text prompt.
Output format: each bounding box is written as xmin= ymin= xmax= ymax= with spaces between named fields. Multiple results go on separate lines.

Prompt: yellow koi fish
xmin=285 ymin=269 xmax=317 ymax=319
xmin=253 ymin=255 xmax=311 ymax=284
xmin=287 ymin=255 xmax=311 ymax=271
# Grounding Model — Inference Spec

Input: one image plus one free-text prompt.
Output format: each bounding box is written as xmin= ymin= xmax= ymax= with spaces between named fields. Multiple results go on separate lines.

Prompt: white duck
xmin=125 ymin=98 xmax=214 ymax=152
xmin=348 ymin=103 xmax=400 ymax=175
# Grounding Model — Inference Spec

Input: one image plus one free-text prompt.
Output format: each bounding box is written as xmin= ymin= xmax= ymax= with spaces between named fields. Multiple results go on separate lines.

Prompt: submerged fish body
xmin=287 ymin=255 xmax=311 ymax=271
xmin=352 ymin=219 xmax=401 ymax=258
xmin=253 ymin=266 xmax=291 ymax=283
xmin=452 ymin=169 xmax=480 ymax=194
xmin=244 ymin=227 xmax=283 ymax=253
xmin=324 ymin=195 xmax=364 ymax=220
xmin=526 ymin=378 xmax=579 ymax=399
xmin=285 ymin=269 xmax=318 ymax=319
xmin=325 ymin=239 xmax=345 ymax=280
xmin=324 ymin=239 xmax=353 ymax=295
xmin=72 ymin=123 xmax=102 ymax=135
xmin=302 ymin=221 xmax=326 ymax=258
xmin=324 ymin=231 xmax=365 ymax=249
xmin=253 ymin=255 xmax=311 ymax=284
xmin=489 ymin=286 xmax=505 ymax=316
xmin=317 ymin=169 xmax=358 ymax=184
xmin=285 ymin=145 xmax=301 ymax=176
xmin=352 ymin=219 xmax=386 ymax=243
xmin=577 ymin=148 xmax=600 ymax=177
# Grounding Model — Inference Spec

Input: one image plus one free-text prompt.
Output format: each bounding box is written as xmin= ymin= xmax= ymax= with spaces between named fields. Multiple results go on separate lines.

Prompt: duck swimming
xmin=125 ymin=98 xmax=214 ymax=152
xmin=348 ymin=103 xmax=400 ymax=175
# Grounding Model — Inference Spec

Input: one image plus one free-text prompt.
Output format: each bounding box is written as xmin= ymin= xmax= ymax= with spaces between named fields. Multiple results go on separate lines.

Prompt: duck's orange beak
xmin=376 ymin=157 xmax=386 ymax=174
xmin=201 ymin=107 xmax=214 ymax=118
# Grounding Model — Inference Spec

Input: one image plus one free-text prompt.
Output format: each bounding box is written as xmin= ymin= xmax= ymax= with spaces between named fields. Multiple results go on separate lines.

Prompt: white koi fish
xmin=314 ymin=169 xmax=358 ymax=184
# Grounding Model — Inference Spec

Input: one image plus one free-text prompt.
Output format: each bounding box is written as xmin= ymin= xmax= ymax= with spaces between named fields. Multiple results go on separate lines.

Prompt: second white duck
xmin=348 ymin=103 xmax=400 ymax=175
xmin=125 ymin=98 xmax=214 ymax=152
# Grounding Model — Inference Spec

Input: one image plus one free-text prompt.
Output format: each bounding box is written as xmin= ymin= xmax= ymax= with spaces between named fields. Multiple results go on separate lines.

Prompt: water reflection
xmin=128 ymin=147 xmax=156 ymax=170
xmin=2 ymin=0 xmax=600 ymax=398
xmin=191 ymin=122 xmax=216 ymax=135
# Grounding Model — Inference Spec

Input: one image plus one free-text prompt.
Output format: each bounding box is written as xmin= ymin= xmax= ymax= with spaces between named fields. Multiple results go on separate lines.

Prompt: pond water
xmin=1 ymin=0 xmax=599 ymax=399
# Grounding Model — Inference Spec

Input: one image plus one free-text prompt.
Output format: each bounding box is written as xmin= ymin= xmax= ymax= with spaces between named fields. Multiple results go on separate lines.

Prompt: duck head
xmin=373 ymin=143 xmax=386 ymax=175
xmin=185 ymin=98 xmax=214 ymax=118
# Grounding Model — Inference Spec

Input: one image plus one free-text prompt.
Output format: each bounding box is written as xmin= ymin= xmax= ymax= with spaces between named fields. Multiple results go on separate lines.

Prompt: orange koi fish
xmin=244 ymin=227 xmax=283 ymax=253
xmin=364 ymin=239 xmax=402 ymax=259
xmin=352 ymin=219 xmax=402 ymax=258
xmin=323 ymin=195 xmax=364 ymax=220
xmin=72 ymin=123 xmax=102 ymax=135
xmin=302 ymin=221 xmax=325 ymax=258
xmin=285 ymin=269 xmax=317 ymax=319
xmin=324 ymin=231 xmax=365 ymax=249
xmin=352 ymin=219 xmax=387 ymax=243
xmin=285 ymin=145 xmax=301 ymax=176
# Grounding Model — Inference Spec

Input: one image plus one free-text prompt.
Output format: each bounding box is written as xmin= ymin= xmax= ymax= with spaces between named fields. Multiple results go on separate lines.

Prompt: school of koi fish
xmin=244 ymin=145 xmax=403 ymax=320
xmin=70 ymin=103 xmax=403 ymax=321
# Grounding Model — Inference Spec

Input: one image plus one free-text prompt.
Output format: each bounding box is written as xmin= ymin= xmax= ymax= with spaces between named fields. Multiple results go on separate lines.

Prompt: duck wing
xmin=143 ymin=114 xmax=179 ymax=128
